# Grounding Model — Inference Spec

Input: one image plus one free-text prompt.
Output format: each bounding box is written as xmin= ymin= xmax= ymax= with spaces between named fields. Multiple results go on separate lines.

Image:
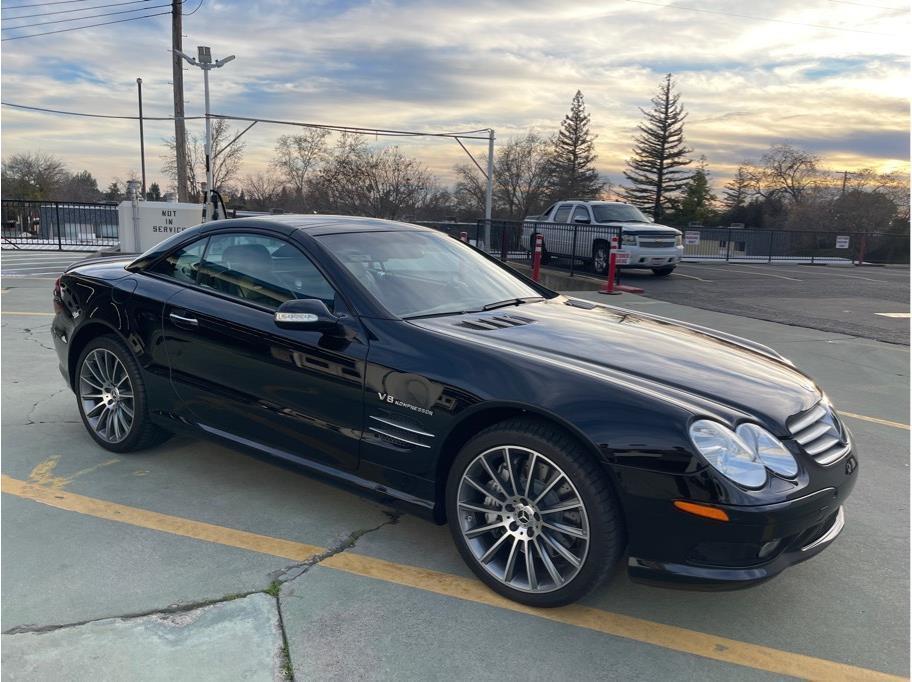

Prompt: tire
xmin=75 ymin=335 xmax=170 ymax=453
xmin=445 ymin=417 xmax=624 ymax=607
xmin=652 ymin=265 xmax=675 ymax=276
xmin=592 ymin=241 xmax=609 ymax=275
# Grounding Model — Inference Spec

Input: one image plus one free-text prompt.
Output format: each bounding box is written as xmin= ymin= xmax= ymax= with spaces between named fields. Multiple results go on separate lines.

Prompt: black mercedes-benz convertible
xmin=51 ymin=215 xmax=857 ymax=606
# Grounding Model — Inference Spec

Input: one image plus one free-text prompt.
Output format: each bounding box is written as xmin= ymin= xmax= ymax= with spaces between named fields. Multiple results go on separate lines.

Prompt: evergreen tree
xmin=622 ymin=73 xmax=692 ymax=218
xmin=146 ymin=182 xmax=162 ymax=201
xmin=103 ymin=181 xmax=122 ymax=201
xmin=722 ymin=165 xmax=750 ymax=209
xmin=548 ymin=91 xmax=604 ymax=199
xmin=676 ymin=158 xmax=716 ymax=225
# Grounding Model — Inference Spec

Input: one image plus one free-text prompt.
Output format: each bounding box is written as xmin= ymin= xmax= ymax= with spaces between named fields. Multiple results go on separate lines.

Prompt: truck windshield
xmin=592 ymin=204 xmax=650 ymax=223
xmin=318 ymin=230 xmax=543 ymax=319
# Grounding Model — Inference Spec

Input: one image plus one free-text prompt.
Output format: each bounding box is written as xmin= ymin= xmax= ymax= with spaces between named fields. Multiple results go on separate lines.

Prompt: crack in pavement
xmin=269 ymin=510 xmax=402 ymax=584
xmin=21 ymin=323 xmax=55 ymax=352
xmin=24 ymin=387 xmax=76 ymax=426
xmin=2 ymin=511 xmax=402 ymax=680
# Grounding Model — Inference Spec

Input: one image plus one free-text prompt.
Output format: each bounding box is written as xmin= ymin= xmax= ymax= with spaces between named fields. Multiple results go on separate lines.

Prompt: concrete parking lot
xmin=1 ymin=252 xmax=909 ymax=680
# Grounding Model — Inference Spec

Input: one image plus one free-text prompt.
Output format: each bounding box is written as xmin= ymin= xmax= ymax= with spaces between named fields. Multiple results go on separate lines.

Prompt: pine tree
xmin=146 ymin=182 xmax=162 ymax=201
xmin=722 ymin=166 xmax=750 ymax=209
xmin=676 ymin=158 xmax=716 ymax=225
xmin=622 ymin=74 xmax=692 ymax=219
xmin=548 ymin=91 xmax=604 ymax=200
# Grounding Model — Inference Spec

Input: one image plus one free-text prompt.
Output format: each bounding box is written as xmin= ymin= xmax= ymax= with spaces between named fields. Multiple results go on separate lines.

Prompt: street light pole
xmin=173 ymin=46 xmax=236 ymax=221
xmin=484 ymin=128 xmax=494 ymax=250
xmin=136 ymin=77 xmax=147 ymax=198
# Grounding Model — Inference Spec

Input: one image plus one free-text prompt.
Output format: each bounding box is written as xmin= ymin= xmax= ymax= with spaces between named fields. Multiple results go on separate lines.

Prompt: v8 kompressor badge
xmin=377 ymin=392 xmax=434 ymax=416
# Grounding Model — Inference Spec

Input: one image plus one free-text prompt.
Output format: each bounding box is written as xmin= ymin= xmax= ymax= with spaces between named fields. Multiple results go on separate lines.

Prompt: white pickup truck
xmin=522 ymin=200 xmax=683 ymax=276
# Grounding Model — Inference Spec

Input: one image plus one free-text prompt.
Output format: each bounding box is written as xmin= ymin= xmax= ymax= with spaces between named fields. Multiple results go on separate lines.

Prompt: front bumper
xmin=617 ymin=245 xmax=683 ymax=269
xmin=623 ymin=460 xmax=856 ymax=589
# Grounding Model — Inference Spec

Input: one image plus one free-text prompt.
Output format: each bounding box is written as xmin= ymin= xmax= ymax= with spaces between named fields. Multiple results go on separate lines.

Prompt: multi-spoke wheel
xmin=79 ymin=348 xmax=134 ymax=443
xmin=75 ymin=336 xmax=169 ymax=453
xmin=447 ymin=417 xmax=624 ymax=607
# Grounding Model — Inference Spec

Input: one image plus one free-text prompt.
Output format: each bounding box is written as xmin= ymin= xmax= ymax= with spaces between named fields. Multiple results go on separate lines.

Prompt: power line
xmin=183 ymin=0 xmax=203 ymax=15
xmin=3 ymin=0 xmax=154 ymax=22
xmin=2 ymin=2 xmax=169 ymax=30
xmin=624 ymin=0 xmax=898 ymax=36
xmin=0 ymin=9 xmax=168 ymax=39
xmin=0 ymin=100 xmax=492 ymax=141
xmin=2 ymin=0 xmax=133 ymax=9
xmin=1 ymin=100 xmax=204 ymax=120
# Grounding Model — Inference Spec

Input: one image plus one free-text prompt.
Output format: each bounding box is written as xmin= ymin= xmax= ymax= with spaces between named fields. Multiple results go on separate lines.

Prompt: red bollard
xmin=459 ymin=231 xmax=468 ymax=243
xmin=531 ymin=233 xmax=543 ymax=282
xmin=600 ymin=235 xmax=621 ymax=295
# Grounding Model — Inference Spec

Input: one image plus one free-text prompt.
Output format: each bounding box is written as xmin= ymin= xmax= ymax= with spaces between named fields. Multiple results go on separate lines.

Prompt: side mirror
xmin=275 ymin=299 xmax=341 ymax=333
xmin=646 ymin=215 xmax=656 ymax=223
xmin=574 ymin=216 xmax=591 ymax=224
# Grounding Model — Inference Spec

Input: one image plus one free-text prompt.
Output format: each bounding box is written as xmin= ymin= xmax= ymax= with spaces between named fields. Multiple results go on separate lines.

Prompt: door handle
xmin=169 ymin=312 xmax=199 ymax=328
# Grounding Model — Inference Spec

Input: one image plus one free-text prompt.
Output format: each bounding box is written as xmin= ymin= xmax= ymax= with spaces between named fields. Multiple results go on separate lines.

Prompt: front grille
xmin=787 ymin=402 xmax=850 ymax=465
xmin=637 ymin=239 xmax=676 ymax=248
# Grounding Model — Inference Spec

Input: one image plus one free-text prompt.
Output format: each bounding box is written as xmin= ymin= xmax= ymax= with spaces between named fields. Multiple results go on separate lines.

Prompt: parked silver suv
xmin=523 ymin=200 xmax=683 ymax=276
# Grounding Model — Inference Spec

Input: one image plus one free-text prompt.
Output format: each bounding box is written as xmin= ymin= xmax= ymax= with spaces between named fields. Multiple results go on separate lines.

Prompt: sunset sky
xmin=1 ymin=0 xmax=909 ymax=193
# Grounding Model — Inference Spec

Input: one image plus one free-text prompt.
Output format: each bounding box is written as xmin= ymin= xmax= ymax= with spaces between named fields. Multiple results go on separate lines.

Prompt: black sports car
xmin=52 ymin=215 xmax=857 ymax=606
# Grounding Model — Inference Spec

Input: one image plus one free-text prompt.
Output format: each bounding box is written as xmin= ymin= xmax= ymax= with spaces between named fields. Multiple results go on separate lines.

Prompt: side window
xmin=552 ymin=204 xmax=572 ymax=223
xmin=572 ymin=206 xmax=590 ymax=222
xmin=197 ymin=233 xmax=337 ymax=311
xmin=149 ymin=238 xmax=208 ymax=284
xmin=540 ymin=203 xmax=555 ymax=219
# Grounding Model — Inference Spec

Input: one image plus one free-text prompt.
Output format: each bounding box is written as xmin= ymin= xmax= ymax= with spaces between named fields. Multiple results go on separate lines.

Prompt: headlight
xmin=736 ymin=423 xmax=798 ymax=478
xmin=621 ymin=234 xmax=637 ymax=246
xmin=689 ymin=420 xmax=799 ymax=488
xmin=675 ymin=235 xmax=683 ymax=247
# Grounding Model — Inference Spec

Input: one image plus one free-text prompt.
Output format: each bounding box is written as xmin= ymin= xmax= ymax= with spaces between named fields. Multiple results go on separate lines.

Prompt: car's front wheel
xmin=446 ymin=417 xmax=624 ymax=607
xmin=75 ymin=335 xmax=169 ymax=453
xmin=652 ymin=265 xmax=675 ymax=276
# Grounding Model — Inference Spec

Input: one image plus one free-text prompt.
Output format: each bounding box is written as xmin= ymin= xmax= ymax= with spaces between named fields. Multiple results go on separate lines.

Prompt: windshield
xmin=318 ymin=231 xmax=543 ymax=318
xmin=592 ymin=204 xmax=650 ymax=223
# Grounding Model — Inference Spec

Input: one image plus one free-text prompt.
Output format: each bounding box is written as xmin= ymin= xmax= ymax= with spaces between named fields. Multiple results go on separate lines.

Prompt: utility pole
xmin=174 ymin=46 xmax=236 ymax=221
xmin=484 ymin=128 xmax=494 ymax=250
xmin=171 ymin=0 xmax=189 ymax=202
xmin=136 ymin=77 xmax=147 ymax=198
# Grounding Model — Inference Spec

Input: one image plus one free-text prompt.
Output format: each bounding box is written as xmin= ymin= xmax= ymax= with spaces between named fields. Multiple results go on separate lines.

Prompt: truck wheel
xmin=446 ymin=417 xmax=624 ymax=607
xmin=652 ymin=266 xmax=675 ymax=276
xmin=592 ymin=241 xmax=609 ymax=275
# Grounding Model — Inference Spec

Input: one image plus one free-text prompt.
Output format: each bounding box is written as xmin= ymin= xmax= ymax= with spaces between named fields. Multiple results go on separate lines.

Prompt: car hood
xmin=410 ymin=298 xmax=819 ymax=429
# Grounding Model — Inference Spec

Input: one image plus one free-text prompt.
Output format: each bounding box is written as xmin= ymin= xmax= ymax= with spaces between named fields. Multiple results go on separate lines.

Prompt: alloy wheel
xmin=78 ymin=348 xmax=135 ymax=443
xmin=456 ymin=446 xmax=590 ymax=593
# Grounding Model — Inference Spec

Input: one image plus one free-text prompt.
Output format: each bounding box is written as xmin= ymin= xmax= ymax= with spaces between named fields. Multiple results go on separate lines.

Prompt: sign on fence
xmin=684 ymin=231 xmax=701 ymax=245
xmin=836 ymin=235 xmax=851 ymax=249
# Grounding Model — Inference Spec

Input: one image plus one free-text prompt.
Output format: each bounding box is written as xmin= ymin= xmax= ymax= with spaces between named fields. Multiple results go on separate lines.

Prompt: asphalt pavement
xmin=1 ymin=259 xmax=909 ymax=680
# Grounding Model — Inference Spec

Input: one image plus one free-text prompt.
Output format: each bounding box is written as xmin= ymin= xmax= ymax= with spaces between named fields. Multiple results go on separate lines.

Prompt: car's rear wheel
xmin=446 ymin=417 xmax=623 ymax=607
xmin=76 ymin=335 xmax=169 ymax=453
xmin=592 ymin=241 xmax=609 ymax=274
xmin=652 ymin=265 xmax=675 ymax=276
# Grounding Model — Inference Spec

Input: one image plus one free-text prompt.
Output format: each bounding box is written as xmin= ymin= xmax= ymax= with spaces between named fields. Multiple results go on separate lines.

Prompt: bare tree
xmin=240 ymin=172 xmax=285 ymax=210
xmin=453 ymin=132 xmax=555 ymax=220
xmin=1 ymin=152 xmax=69 ymax=200
xmin=272 ymin=130 xmax=330 ymax=199
xmin=162 ymin=119 xmax=246 ymax=199
xmin=749 ymin=144 xmax=820 ymax=204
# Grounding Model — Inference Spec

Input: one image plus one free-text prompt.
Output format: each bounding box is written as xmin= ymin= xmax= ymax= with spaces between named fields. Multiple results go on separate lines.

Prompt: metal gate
xmin=2 ymin=200 xmax=119 ymax=250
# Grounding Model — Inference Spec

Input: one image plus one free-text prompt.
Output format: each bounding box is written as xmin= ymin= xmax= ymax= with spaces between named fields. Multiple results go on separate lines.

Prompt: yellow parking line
xmin=0 ymin=311 xmax=54 ymax=316
xmin=0 ymin=474 xmax=902 ymax=681
xmin=841 ymin=412 xmax=910 ymax=431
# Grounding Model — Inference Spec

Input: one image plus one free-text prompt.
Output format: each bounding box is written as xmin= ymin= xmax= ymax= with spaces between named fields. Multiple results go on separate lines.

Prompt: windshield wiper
xmin=482 ymin=296 xmax=545 ymax=311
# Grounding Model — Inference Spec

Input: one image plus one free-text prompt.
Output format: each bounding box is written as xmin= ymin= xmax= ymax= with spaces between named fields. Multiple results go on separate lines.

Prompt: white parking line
xmin=672 ymin=272 xmax=713 ymax=282
xmin=875 ymin=312 xmax=910 ymax=318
